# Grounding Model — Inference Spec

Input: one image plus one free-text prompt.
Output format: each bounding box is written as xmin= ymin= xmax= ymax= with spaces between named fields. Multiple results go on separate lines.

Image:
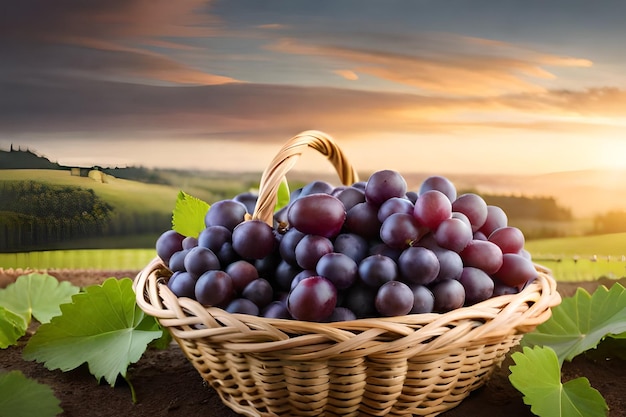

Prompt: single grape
xmin=215 ymin=242 xmax=239 ymax=266
xmin=195 ymin=270 xmax=234 ymax=307
xmin=398 ymin=247 xmax=440 ymax=285
xmin=375 ymin=281 xmax=414 ymax=317
xmin=279 ymin=228 xmax=306 ymax=266
xmin=242 ymin=278 xmax=273 ymax=308
xmin=273 ymin=204 xmax=290 ymax=231
xmin=232 ymin=219 xmax=277 ymax=260
xmin=434 ymin=217 xmax=473 ymax=253
xmin=365 ymin=169 xmax=407 ymax=206
xmin=451 ymin=212 xmax=472 ymax=229
xmin=380 ymin=212 xmax=424 ymax=249
xmin=488 ymin=226 xmax=525 ymax=254
xmin=479 ymin=205 xmax=508 ymax=236
xmin=287 ymin=193 xmax=346 ymax=238
xmin=493 ymin=253 xmax=538 ymax=287
xmin=335 ymin=187 xmax=366 ymax=211
xmin=460 ymin=240 xmax=503 ymax=274
xmin=168 ymin=249 xmax=190 ymax=272
xmin=294 ymin=234 xmax=333 ymax=270
xmin=156 ymin=230 xmax=185 ymax=263
xmin=369 ymin=242 xmax=403 ymax=263
xmin=333 ymin=233 xmax=369 ymax=263
xmin=233 ymin=191 xmax=258 ymax=214
xmin=459 ymin=267 xmax=494 ymax=305
xmin=409 ymin=284 xmax=435 ymax=314
xmin=184 ymin=246 xmax=221 ymax=279
xmin=418 ymin=175 xmax=457 ymax=202
xmin=473 ymin=231 xmax=488 ymax=241
xmin=273 ymin=260 xmax=302 ymax=291
xmin=451 ymin=193 xmax=488 ymax=232
xmin=287 ymin=276 xmax=337 ymax=322
xmin=358 ymin=254 xmax=398 ymax=288
xmin=197 ymin=225 xmax=232 ymax=252
xmin=351 ymin=181 xmax=367 ymax=190
xmin=492 ymin=278 xmax=520 ymax=296
xmin=405 ymin=191 xmax=418 ymax=204
xmin=300 ymin=180 xmax=334 ymax=197
xmin=377 ymin=197 xmax=414 ymax=223
xmin=204 ymin=199 xmax=247 ymax=231
xmin=262 ymin=301 xmax=291 ymax=319
xmin=291 ymin=269 xmax=317 ymax=290
xmin=413 ymin=190 xmax=452 ymax=230
xmin=344 ymin=202 xmax=382 ymax=240
xmin=431 ymin=279 xmax=465 ymax=313
xmin=182 ymin=236 xmax=198 ymax=250
xmin=225 ymin=260 xmax=259 ymax=292
xmin=254 ymin=251 xmax=282 ymax=276
xmin=326 ymin=307 xmax=357 ymax=322
xmin=316 ymin=252 xmax=358 ymax=290
xmin=225 ymin=298 xmax=260 ymax=316
xmin=341 ymin=283 xmax=377 ymax=318
xmin=432 ymin=248 xmax=464 ymax=281
xmin=167 ymin=271 xmax=196 ymax=299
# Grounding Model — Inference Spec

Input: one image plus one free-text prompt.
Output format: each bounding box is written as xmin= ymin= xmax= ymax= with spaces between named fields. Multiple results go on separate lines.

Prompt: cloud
xmin=333 ymin=70 xmax=359 ymax=81
xmin=267 ymin=34 xmax=593 ymax=96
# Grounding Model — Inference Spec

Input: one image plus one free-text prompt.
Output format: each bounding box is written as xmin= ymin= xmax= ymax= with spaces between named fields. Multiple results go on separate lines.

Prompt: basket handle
xmin=251 ymin=130 xmax=359 ymax=225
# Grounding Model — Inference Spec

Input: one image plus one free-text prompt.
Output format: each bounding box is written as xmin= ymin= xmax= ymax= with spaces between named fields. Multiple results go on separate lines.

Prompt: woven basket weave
xmin=134 ymin=130 xmax=561 ymax=417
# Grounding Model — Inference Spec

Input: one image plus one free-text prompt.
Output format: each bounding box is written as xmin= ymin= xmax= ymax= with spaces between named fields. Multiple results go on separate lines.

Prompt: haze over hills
xmin=2 ymin=146 xmax=625 ymax=218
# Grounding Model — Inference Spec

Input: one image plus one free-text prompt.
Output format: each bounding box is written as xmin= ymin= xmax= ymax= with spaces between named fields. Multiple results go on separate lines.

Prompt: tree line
xmin=0 ymin=181 xmax=170 ymax=252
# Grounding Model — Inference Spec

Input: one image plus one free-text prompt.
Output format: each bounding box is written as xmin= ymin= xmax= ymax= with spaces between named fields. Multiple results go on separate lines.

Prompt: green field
xmin=0 ymin=249 xmax=156 ymax=270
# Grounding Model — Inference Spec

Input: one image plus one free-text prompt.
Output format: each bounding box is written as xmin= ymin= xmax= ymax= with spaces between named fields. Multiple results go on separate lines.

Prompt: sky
xmin=1 ymin=0 xmax=626 ymax=176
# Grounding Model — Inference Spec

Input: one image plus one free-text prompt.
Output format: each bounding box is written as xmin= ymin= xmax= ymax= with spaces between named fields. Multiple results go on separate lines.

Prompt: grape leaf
xmin=275 ymin=177 xmax=290 ymax=212
xmin=172 ymin=190 xmax=210 ymax=238
xmin=522 ymin=283 xmax=626 ymax=364
xmin=509 ymin=346 xmax=608 ymax=417
xmin=23 ymin=278 xmax=164 ymax=387
xmin=0 ymin=307 xmax=27 ymax=348
xmin=0 ymin=273 xmax=80 ymax=324
xmin=0 ymin=370 xmax=63 ymax=417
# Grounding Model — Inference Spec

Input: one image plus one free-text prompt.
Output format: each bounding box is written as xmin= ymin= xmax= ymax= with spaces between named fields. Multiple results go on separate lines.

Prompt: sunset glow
xmin=0 ymin=1 xmax=625 ymax=176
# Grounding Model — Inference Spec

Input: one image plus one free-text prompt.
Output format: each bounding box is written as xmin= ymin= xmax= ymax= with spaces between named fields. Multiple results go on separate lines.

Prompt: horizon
xmin=1 ymin=1 xmax=626 ymax=175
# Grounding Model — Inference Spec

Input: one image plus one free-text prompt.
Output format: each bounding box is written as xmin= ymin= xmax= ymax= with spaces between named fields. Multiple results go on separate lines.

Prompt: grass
xmin=0 ymin=249 xmax=156 ymax=270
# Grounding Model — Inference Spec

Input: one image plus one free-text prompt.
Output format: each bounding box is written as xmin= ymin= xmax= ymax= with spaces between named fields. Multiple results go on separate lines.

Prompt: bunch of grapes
xmin=155 ymin=170 xmax=537 ymax=322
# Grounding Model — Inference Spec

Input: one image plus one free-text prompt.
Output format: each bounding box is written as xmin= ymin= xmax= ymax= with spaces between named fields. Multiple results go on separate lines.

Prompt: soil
xmin=1 ymin=269 xmax=625 ymax=417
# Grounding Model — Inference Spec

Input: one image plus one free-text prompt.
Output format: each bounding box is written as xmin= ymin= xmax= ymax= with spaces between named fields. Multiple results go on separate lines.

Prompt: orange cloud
xmin=333 ymin=70 xmax=359 ymax=80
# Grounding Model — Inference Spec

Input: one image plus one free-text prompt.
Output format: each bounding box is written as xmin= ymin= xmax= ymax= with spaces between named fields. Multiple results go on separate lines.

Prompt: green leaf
xmin=274 ymin=177 xmax=290 ymax=212
xmin=0 ymin=307 xmax=27 ymax=348
xmin=510 ymin=346 xmax=608 ymax=417
xmin=172 ymin=190 xmax=210 ymax=238
xmin=522 ymin=283 xmax=626 ymax=364
xmin=23 ymin=278 xmax=164 ymax=387
xmin=0 ymin=370 xmax=63 ymax=417
xmin=0 ymin=273 xmax=80 ymax=324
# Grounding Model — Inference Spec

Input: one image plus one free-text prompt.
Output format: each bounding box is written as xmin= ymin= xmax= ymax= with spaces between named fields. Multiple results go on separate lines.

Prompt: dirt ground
xmin=1 ymin=269 xmax=625 ymax=417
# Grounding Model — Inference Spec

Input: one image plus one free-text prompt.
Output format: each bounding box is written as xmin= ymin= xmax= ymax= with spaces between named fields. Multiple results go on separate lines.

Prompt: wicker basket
xmin=134 ymin=130 xmax=561 ymax=417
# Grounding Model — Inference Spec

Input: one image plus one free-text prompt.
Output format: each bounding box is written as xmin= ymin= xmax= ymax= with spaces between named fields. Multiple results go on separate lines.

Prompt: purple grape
xmin=375 ymin=281 xmax=414 ymax=317
xmin=493 ymin=253 xmax=537 ymax=287
xmin=473 ymin=231 xmax=488 ymax=241
xmin=459 ymin=267 xmax=494 ymax=305
xmin=345 ymin=202 xmax=382 ymax=240
xmin=225 ymin=298 xmax=260 ymax=316
xmin=398 ymin=247 xmax=440 ymax=285
xmin=492 ymin=278 xmax=520 ymax=296
xmin=316 ymin=252 xmax=358 ymax=290
xmin=409 ymin=284 xmax=435 ymax=314
xmin=341 ymin=284 xmax=377 ymax=318
xmin=377 ymin=197 xmax=414 ymax=223
xmin=184 ymin=246 xmax=221 ymax=279
xmin=413 ymin=190 xmax=452 ymax=230
xmin=233 ymin=191 xmax=258 ymax=214
xmin=232 ymin=220 xmax=277 ymax=260
xmin=262 ymin=301 xmax=291 ymax=319
xmin=168 ymin=249 xmax=190 ymax=272
xmin=460 ymin=240 xmax=503 ymax=274
xmin=254 ymin=251 xmax=282 ymax=276
xmin=242 ymin=278 xmax=273 ymax=308
xmin=488 ymin=226 xmax=525 ymax=254
xmin=365 ymin=169 xmax=407 ymax=206
xmin=434 ymin=217 xmax=473 ymax=253
xmin=215 ymin=242 xmax=239 ymax=266
xmin=418 ymin=175 xmax=457 ymax=202
xmin=195 ymin=270 xmax=234 ymax=307
xmin=279 ymin=228 xmax=306 ymax=266
xmin=351 ymin=181 xmax=367 ymax=190
xmin=273 ymin=260 xmax=302 ymax=291
xmin=204 ymin=199 xmax=247 ymax=231
xmin=333 ymin=233 xmax=369 ymax=263
xmin=431 ymin=279 xmax=465 ymax=312
xmin=197 ymin=225 xmax=232 ymax=252
xmin=369 ymin=242 xmax=403 ymax=263
xmin=287 ymin=193 xmax=346 ymax=238
xmin=335 ymin=187 xmax=365 ymax=211
xmin=479 ymin=205 xmax=508 ymax=237
xmin=358 ymin=254 xmax=398 ymax=288
xmin=452 ymin=193 xmax=488 ymax=232
xmin=451 ymin=211 xmax=472 ymax=229
xmin=287 ymin=276 xmax=337 ymax=322
xmin=294 ymin=234 xmax=333 ymax=270
xmin=432 ymin=248 xmax=464 ymax=281
xmin=405 ymin=191 xmax=418 ymax=204
xmin=167 ymin=271 xmax=196 ymax=299
xmin=225 ymin=260 xmax=259 ymax=292
xmin=156 ymin=230 xmax=185 ymax=263
xmin=182 ymin=236 xmax=198 ymax=250
xmin=300 ymin=180 xmax=334 ymax=197
xmin=291 ymin=269 xmax=317 ymax=290
xmin=380 ymin=212 xmax=424 ymax=249
xmin=327 ymin=307 xmax=357 ymax=322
